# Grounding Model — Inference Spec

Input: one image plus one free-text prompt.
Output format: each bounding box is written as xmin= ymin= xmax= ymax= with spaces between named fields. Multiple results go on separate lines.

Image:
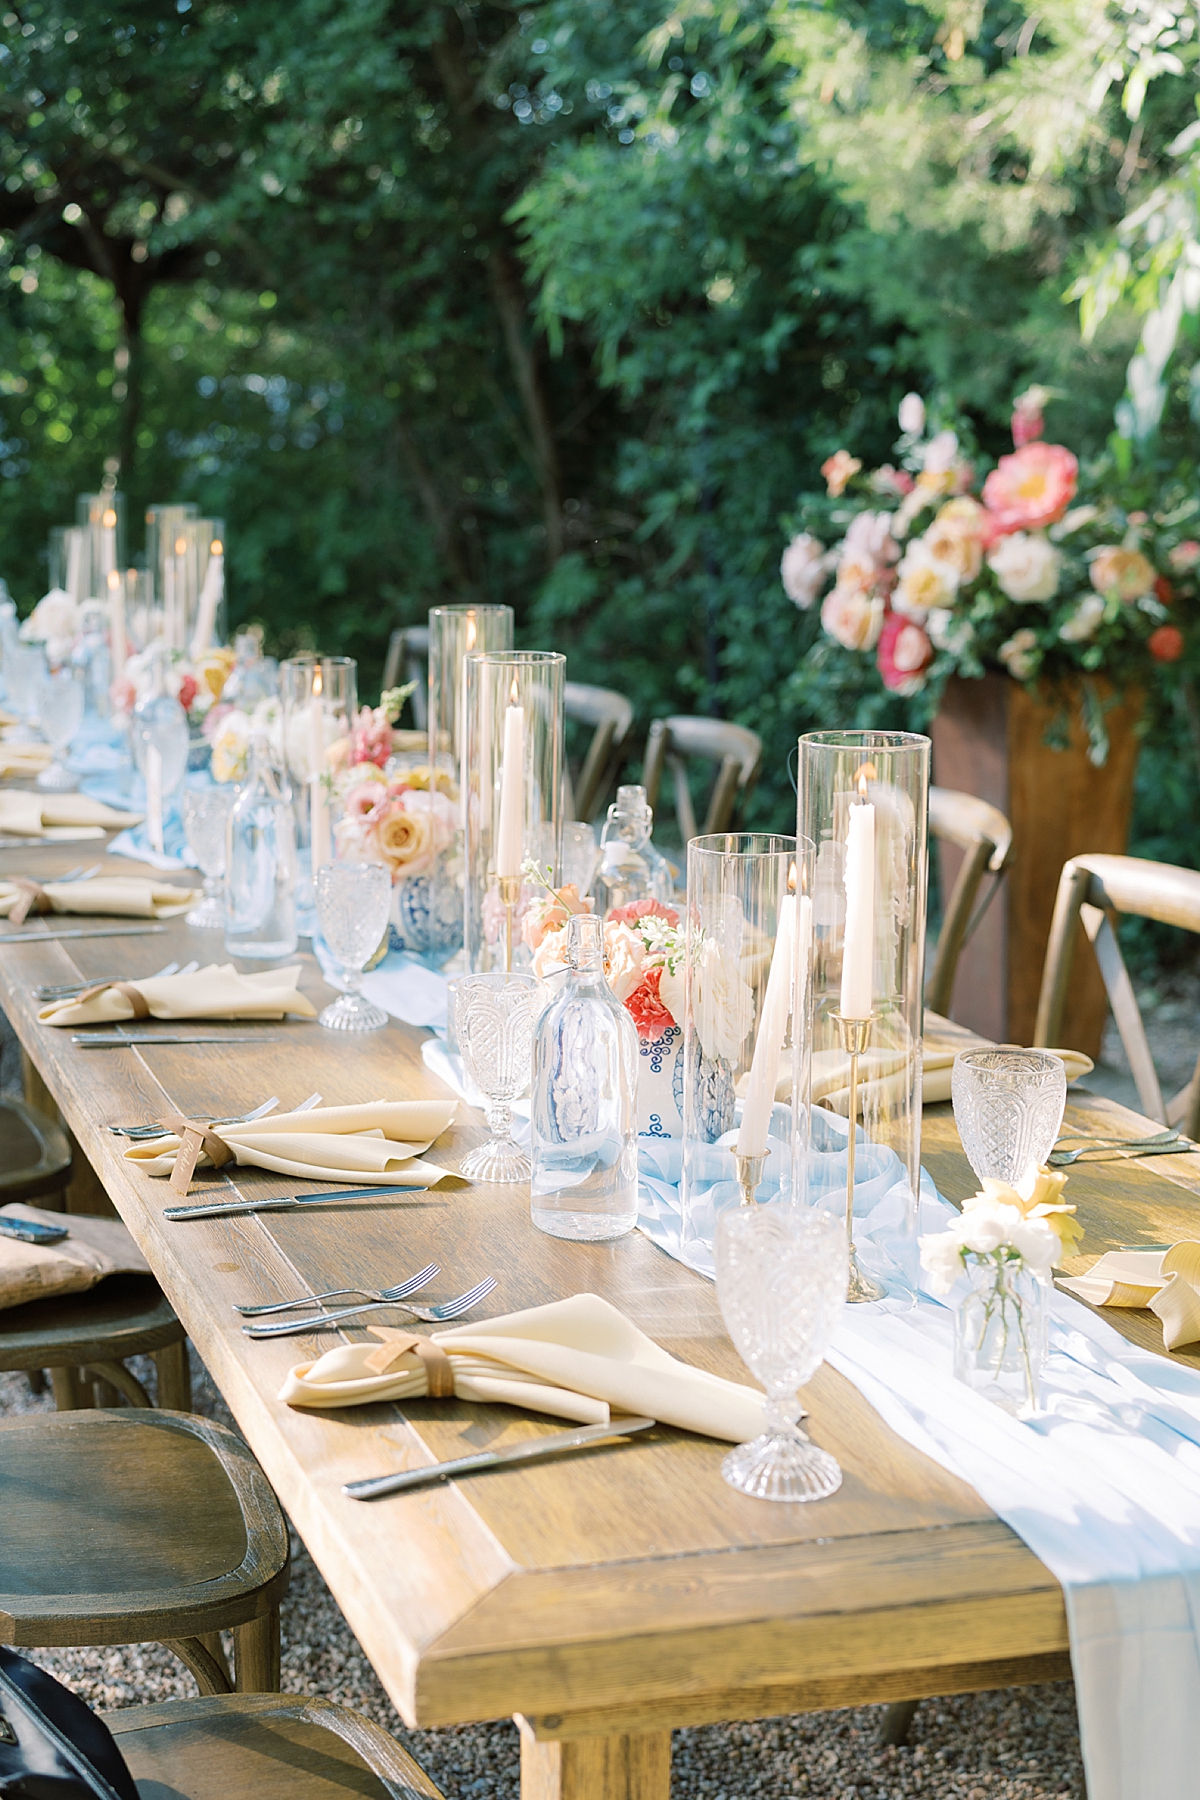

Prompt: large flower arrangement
xmin=782 ymin=391 xmax=1200 ymax=756
xmin=329 ymin=694 xmax=457 ymax=881
xmin=525 ymin=886 xmax=688 ymax=1038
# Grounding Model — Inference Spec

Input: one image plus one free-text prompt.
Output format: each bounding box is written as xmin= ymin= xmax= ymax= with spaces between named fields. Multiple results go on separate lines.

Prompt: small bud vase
xmin=953 ymin=1254 xmax=1048 ymax=1418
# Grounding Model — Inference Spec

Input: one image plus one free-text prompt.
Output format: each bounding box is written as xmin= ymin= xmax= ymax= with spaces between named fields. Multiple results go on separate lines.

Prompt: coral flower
xmin=623 ymin=966 xmax=676 ymax=1039
xmin=608 ymin=898 xmax=680 ymax=928
xmin=981 ymin=443 xmax=1078 ymax=539
xmin=1149 ymin=626 xmax=1184 ymax=662
xmin=820 ymin=449 xmax=862 ymax=497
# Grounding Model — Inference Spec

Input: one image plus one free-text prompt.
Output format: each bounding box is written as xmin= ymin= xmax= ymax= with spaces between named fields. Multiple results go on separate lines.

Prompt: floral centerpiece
xmin=919 ymin=1166 xmax=1082 ymax=1414
xmin=115 ymin=644 xmax=235 ymax=734
xmin=782 ymin=390 xmax=1200 ymax=761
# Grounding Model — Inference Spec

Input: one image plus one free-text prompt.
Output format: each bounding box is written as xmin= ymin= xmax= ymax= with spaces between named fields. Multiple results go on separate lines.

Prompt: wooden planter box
xmin=930 ymin=672 xmax=1142 ymax=1059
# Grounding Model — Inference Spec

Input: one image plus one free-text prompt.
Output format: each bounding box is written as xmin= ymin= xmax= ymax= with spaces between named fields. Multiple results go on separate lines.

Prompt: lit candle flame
xmin=106 ymin=569 xmax=120 ymax=591
xmin=509 ymin=675 xmax=520 ymax=705
xmin=210 ymin=539 xmax=223 ymax=556
xmin=465 ymin=615 xmax=476 ymax=650
xmin=313 ymin=667 xmax=323 ymax=699
xmin=787 ymin=860 xmax=798 ymax=894
xmin=101 ymin=508 xmax=117 ymax=530
xmin=856 ymin=761 xmax=876 ymax=799
xmin=174 ymin=536 xmax=187 ymax=556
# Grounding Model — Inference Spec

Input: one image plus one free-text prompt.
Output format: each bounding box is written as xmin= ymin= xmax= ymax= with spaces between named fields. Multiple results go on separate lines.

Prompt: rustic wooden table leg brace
xmin=517 ymin=1719 xmax=671 ymax=1800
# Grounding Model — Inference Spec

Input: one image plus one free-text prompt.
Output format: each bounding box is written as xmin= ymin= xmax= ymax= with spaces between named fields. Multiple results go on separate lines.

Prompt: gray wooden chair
xmin=0 ymin=1406 xmax=290 ymax=1696
xmin=1034 ymin=853 xmax=1200 ymax=1134
xmin=642 ymin=715 xmax=762 ymax=844
xmin=381 ymin=625 xmax=429 ymax=729
xmin=926 ymin=787 xmax=1013 ymax=1018
xmin=563 ymin=681 xmax=634 ymax=822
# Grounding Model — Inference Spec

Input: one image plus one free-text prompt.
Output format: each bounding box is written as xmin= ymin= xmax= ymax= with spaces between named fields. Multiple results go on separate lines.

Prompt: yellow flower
xmin=978 ymin=1167 xmax=1082 ymax=1261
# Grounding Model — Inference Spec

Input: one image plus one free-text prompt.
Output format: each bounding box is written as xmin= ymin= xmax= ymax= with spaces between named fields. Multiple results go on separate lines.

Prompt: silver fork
xmin=242 ymin=1276 xmax=498 ymax=1339
xmin=54 ymin=864 xmax=103 ymax=884
xmin=234 ymin=1262 xmax=441 ymax=1318
xmin=109 ymin=1088 xmax=322 ymax=1141
xmin=37 ymin=958 xmax=182 ymax=1001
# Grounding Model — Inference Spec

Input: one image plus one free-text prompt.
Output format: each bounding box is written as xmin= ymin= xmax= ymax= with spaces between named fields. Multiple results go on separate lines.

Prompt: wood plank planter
xmin=931 ymin=672 xmax=1142 ymax=1058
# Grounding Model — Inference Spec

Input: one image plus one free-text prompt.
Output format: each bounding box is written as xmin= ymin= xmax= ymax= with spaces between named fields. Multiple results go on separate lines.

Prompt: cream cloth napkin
xmin=0 ymin=744 xmax=53 ymax=777
xmin=0 ymin=792 xmax=143 ymax=838
xmin=123 ymin=1098 xmax=457 ymax=1186
xmin=280 ymin=1291 xmax=769 ymax=1441
xmin=1060 ymin=1243 xmax=1200 ymax=1351
xmin=0 ymin=1203 xmax=150 ymax=1310
xmin=39 ymin=962 xmax=317 ymax=1026
xmin=0 ymin=877 xmax=201 ymax=921
xmin=809 ymin=1039 xmax=1093 ymax=1114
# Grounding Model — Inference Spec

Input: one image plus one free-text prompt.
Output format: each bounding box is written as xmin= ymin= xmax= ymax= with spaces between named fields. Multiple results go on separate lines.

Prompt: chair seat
xmin=104 ymin=1693 xmax=445 ymax=1800
xmin=0 ymin=1096 xmax=72 ymax=1203
xmin=0 ymin=1271 xmax=183 ymax=1371
xmin=0 ymin=1408 xmax=289 ymax=1648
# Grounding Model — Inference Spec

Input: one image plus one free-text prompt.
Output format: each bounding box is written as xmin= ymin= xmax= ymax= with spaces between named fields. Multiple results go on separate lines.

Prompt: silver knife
xmin=74 ymin=1034 xmax=282 ymax=1048
xmin=164 ymin=1184 xmax=424 ymax=1221
xmin=1 ymin=925 xmax=167 ymax=944
xmin=344 ymin=1417 xmax=658 ymax=1501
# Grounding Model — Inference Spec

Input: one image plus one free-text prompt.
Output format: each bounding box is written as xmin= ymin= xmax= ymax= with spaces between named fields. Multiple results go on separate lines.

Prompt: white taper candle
xmin=840 ymin=778 xmax=875 ymax=1020
xmin=496 ymin=684 xmax=525 ymax=879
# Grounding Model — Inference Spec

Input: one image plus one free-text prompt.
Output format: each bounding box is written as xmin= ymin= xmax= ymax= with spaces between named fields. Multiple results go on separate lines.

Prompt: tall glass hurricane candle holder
xmin=797 ymin=731 xmax=929 ymax=1305
xmin=428 ymin=604 xmax=514 ymax=789
xmin=680 ymin=833 xmax=800 ymax=1277
xmin=463 ymin=650 xmax=564 ymax=974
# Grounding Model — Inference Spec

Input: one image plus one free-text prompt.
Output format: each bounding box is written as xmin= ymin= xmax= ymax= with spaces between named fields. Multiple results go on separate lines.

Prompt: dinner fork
xmin=36 ymin=958 xmax=198 ymax=1002
xmin=1048 ymin=1129 xmax=1192 ymax=1167
xmin=53 ymin=864 xmax=102 ymax=884
xmin=108 ymin=1092 xmax=287 ymax=1140
xmin=233 ymin=1262 xmax=441 ymax=1318
xmin=242 ymin=1276 xmax=498 ymax=1339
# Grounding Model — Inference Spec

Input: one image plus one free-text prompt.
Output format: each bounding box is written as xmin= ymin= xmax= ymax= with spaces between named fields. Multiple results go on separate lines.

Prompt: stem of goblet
xmin=203 ymin=874 xmax=221 ymax=901
xmin=764 ymin=1392 xmax=805 ymax=1437
xmin=343 ymin=965 xmax=365 ymax=998
xmin=486 ymin=1098 xmax=513 ymax=1142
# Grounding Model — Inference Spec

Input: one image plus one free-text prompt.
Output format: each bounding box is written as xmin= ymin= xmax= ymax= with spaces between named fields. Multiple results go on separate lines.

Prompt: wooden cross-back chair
xmin=1034 ymin=853 xmax=1200 ymax=1135
xmin=643 ymin=715 xmax=762 ymax=844
xmin=926 ymin=786 xmax=1013 ymax=1018
xmin=381 ymin=625 xmax=429 ymax=729
xmin=563 ymin=680 xmax=634 ymax=822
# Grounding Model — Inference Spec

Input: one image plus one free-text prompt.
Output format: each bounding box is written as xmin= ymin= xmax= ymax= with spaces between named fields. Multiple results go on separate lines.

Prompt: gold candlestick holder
xmin=498 ymin=874 xmax=521 ymax=973
xmin=731 ymin=1148 xmax=768 ymax=1207
xmin=833 ymin=1011 xmax=887 ymax=1304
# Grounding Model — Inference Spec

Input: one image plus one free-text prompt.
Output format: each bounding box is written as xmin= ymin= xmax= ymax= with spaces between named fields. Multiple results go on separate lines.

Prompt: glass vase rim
xmin=463 ymin=649 xmax=567 ymax=668
xmin=687 ymin=831 xmax=799 ymax=859
xmin=799 ymin=729 xmax=931 ymax=752
xmin=429 ymin=602 xmax=514 ymax=618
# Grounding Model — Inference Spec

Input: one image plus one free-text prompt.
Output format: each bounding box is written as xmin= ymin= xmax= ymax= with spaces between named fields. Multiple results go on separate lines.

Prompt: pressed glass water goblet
xmin=181 ymin=786 xmax=235 ymax=928
xmin=952 ymin=1049 xmax=1067 ymax=1192
xmin=715 ymin=1206 xmax=848 ymax=1502
xmin=315 ymin=861 xmax=391 ymax=1031
xmin=35 ymin=663 xmax=84 ymax=791
xmin=455 ymin=972 xmax=536 ymax=1182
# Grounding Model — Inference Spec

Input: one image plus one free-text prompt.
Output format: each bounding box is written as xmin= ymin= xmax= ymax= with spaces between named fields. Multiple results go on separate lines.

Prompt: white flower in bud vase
xmin=898 ymin=392 xmax=925 ymax=436
xmin=987 ymin=531 xmax=1062 ymax=603
xmin=780 ymin=532 xmax=827 ymax=609
xmin=693 ymin=937 xmax=754 ymax=1066
xmin=1058 ymin=594 xmax=1106 ymax=642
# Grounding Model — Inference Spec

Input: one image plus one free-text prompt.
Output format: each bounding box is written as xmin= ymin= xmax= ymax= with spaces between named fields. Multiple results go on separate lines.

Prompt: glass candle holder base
xmin=459 ymin=1137 xmax=532 ymax=1183
xmin=318 ymin=993 xmax=388 ymax=1032
xmin=847 ymin=1251 xmax=887 ymax=1304
xmin=185 ymin=894 xmax=224 ymax=929
xmin=36 ymin=760 xmax=78 ymax=792
xmin=720 ymin=1424 xmax=843 ymax=1504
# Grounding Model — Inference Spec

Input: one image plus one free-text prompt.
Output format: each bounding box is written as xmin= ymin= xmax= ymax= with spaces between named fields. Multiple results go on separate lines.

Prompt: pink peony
xmin=608 ymin=898 xmax=680 ymax=929
xmin=981 ymin=443 xmax=1078 ymax=539
xmin=343 ymin=781 xmax=387 ymax=820
xmin=623 ymin=966 xmax=676 ymax=1039
xmin=876 ymin=612 xmax=933 ymax=695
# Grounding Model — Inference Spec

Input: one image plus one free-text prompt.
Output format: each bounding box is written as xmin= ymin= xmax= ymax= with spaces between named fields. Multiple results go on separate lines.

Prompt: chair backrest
xmin=643 ymin=715 xmax=762 ymax=844
xmin=563 ymin=681 xmax=635 ymax=822
xmin=381 ymin=625 xmax=430 ymax=729
xmin=1033 ymin=852 xmax=1200 ymax=1132
xmin=926 ymin=786 xmax=1013 ymax=1018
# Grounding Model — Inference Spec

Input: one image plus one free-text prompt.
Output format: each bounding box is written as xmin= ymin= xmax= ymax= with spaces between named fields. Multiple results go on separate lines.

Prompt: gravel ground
xmin=1 ymin=1356 xmax=1085 ymax=1798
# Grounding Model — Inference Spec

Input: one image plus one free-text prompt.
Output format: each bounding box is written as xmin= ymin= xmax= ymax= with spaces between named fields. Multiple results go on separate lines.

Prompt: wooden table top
xmin=5 ymin=837 xmax=1199 ymax=1783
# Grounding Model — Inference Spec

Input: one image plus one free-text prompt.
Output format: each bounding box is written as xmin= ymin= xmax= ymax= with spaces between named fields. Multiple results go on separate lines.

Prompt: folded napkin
xmin=123 ymin=1098 xmax=457 ymax=1187
xmin=1060 ymin=1242 xmax=1200 ymax=1350
xmin=0 ymin=876 xmax=201 ymax=924
xmin=39 ymin=963 xmax=317 ymax=1027
xmin=0 ymin=792 xmax=143 ymax=839
xmin=0 ymin=1203 xmax=150 ymax=1310
xmin=0 ymin=743 xmax=53 ymax=777
xmin=810 ymin=1040 xmax=1093 ymax=1115
xmin=280 ymin=1291 xmax=769 ymax=1441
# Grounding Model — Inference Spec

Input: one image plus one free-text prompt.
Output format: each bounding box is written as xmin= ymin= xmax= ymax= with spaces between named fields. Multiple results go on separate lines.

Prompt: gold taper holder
xmin=731 ymin=1149 xmax=768 ymax=1207
xmin=833 ymin=1011 xmax=887 ymax=1304
xmin=498 ymin=874 xmax=521 ymax=973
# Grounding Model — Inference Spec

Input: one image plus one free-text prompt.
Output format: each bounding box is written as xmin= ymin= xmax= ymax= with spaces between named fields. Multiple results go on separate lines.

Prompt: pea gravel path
xmin=1 ymin=1355 xmax=1085 ymax=1799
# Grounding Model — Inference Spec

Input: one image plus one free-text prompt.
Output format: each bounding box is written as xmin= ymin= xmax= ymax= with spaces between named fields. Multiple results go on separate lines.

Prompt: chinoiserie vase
xmin=931 ymin=672 xmax=1142 ymax=1055
xmin=389 ymin=866 xmax=464 ymax=961
xmin=953 ymin=1254 xmax=1048 ymax=1418
xmin=635 ymin=1021 xmax=685 ymax=1138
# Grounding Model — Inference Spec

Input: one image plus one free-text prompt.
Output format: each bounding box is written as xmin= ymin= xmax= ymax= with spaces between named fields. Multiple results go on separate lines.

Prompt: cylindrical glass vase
xmin=463 ymin=650 xmax=564 ymax=973
xmin=680 ymin=833 xmax=799 ymax=1277
xmin=428 ymin=603 xmax=514 ymax=792
xmin=954 ymin=1256 xmax=1047 ymax=1417
xmin=797 ymin=730 xmax=929 ymax=1304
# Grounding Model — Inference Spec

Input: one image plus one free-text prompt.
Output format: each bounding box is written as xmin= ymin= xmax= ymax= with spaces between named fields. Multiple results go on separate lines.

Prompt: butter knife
xmin=0 ymin=925 xmax=168 ymax=944
xmin=74 ymin=1034 xmax=282 ymax=1048
xmin=344 ymin=1417 xmax=658 ymax=1501
xmin=164 ymin=1184 xmax=424 ymax=1221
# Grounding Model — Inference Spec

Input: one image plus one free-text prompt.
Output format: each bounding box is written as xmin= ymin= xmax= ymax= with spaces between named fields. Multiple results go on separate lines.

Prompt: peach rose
xmin=1089 ymin=546 xmax=1156 ymax=603
xmin=375 ymin=798 xmax=437 ymax=877
xmin=522 ymin=882 xmax=594 ymax=950
xmin=820 ymin=449 xmax=862 ymax=497
xmin=532 ymin=926 xmax=570 ymax=979
xmin=923 ymin=497 xmax=985 ymax=583
xmin=820 ymin=585 xmax=884 ymax=651
xmin=603 ymin=921 xmax=647 ymax=1003
xmin=981 ymin=442 xmax=1078 ymax=538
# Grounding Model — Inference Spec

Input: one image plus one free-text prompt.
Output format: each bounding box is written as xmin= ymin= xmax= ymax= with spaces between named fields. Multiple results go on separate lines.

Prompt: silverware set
xmin=38 ymin=959 xmax=199 ymax=1002
xmin=1048 ymin=1127 xmax=1194 ymax=1167
xmin=108 ymin=1092 xmax=320 ymax=1140
xmin=241 ymin=1276 xmax=498 ymax=1339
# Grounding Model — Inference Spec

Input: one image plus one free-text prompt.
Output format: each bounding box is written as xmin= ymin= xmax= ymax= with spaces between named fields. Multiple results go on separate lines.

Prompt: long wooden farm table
xmin=5 ymin=840 xmax=1200 ymax=1800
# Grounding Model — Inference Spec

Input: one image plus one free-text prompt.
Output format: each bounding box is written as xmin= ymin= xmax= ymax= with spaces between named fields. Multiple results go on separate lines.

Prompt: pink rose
xmin=870 ymin=464 xmax=915 ymax=497
xmin=780 ymin=533 xmax=827 ymax=609
xmin=603 ymin=920 xmax=647 ymax=1002
xmin=1169 ymin=540 xmax=1200 ymax=571
xmin=981 ymin=443 xmax=1078 ymax=539
xmin=876 ymin=613 xmax=933 ymax=695
xmin=608 ymin=898 xmax=680 ymax=928
xmin=344 ymin=781 xmax=387 ymax=820
xmin=820 ymin=585 xmax=884 ymax=651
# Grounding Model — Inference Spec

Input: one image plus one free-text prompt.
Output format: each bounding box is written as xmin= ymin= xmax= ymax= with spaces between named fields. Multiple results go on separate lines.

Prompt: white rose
xmin=892 ymin=539 xmax=957 ymax=617
xmin=820 ymin=585 xmax=884 ymax=651
xmin=693 ymin=936 xmax=754 ymax=1065
xmin=922 ymin=429 xmax=958 ymax=474
xmin=842 ymin=509 xmax=899 ymax=568
xmin=1009 ymin=1217 xmax=1058 ymax=1278
xmin=20 ymin=588 xmax=78 ymax=656
xmin=1058 ymin=594 xmax=1107 ymax=643
xmin=926 ymin=607 xmax=974 ymax=655
xmin=780 ymin=533 xmax=827 ymax=609
xmin=658 ymin=962 xmax=685 ymax=1029
xmin=919 ymin=1229 xmax=965 ymax=1296
xmin=898 ymin=392 xmax=926 ymax=436
xmin=958 ymin=1196 xmax=1021 ymax=1255
xmin=987 ymin=531 xmax=1062 ymax=603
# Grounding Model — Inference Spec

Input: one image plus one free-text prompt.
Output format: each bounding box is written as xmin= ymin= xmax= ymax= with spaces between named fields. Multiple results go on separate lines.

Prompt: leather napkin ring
xmin=365 ymin=1329 xmax=456 ymax=1396
xmin=8 ymin=880 xmax=50 ymax=926
xmin=72 ymin=982 xmax=152 ymax=1019
xmin=161 ymin=1111 xmax=235 ymax=1195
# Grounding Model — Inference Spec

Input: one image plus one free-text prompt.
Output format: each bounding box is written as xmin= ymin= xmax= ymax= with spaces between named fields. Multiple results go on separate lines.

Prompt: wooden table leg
xmin=517 ymin=1719 xmax=670 ymax=1800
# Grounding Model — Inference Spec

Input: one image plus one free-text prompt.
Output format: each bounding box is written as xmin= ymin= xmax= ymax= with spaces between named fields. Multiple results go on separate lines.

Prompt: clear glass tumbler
xmin=181 ymin=786 xmax=235 ymax=927
xmin=715 ymin=1205 xmax=848 ymax=1502
xmin=456 ymin=972 xmax=537 ymax=1181
xmin=952 ymin=1049 xmax=1067 ymax=1193
xmin=35 ymin=663 xmax=84 ymax=791
xmin=315 ymin=861 xmax=391 ymax=1031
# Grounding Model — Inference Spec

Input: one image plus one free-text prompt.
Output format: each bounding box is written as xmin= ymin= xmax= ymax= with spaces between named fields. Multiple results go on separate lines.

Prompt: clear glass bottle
xmin=530 ymin=911 xmax=639 ymax=1240
xmin=224 ymin=730 xmax=298 ymax=960
xmin=131 ymin=645 xmax=189 ymax=799
xmin=592 ymin=784 xmax=675 ymax=919
xmin=222 ymin=626 xmax=278 ymax=711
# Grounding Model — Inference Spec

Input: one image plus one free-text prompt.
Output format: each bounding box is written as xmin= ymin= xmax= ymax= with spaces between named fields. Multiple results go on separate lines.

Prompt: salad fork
xmin=108 ymin=1092 xmax=292 ymax=1140
xmin=243 ymin=1276 xmax=498 ymax=1339
xmin=234 ymin=1262 xmax=441 ymax=1318
xmin=36 ymin=958 xmax=199 ymax=1002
